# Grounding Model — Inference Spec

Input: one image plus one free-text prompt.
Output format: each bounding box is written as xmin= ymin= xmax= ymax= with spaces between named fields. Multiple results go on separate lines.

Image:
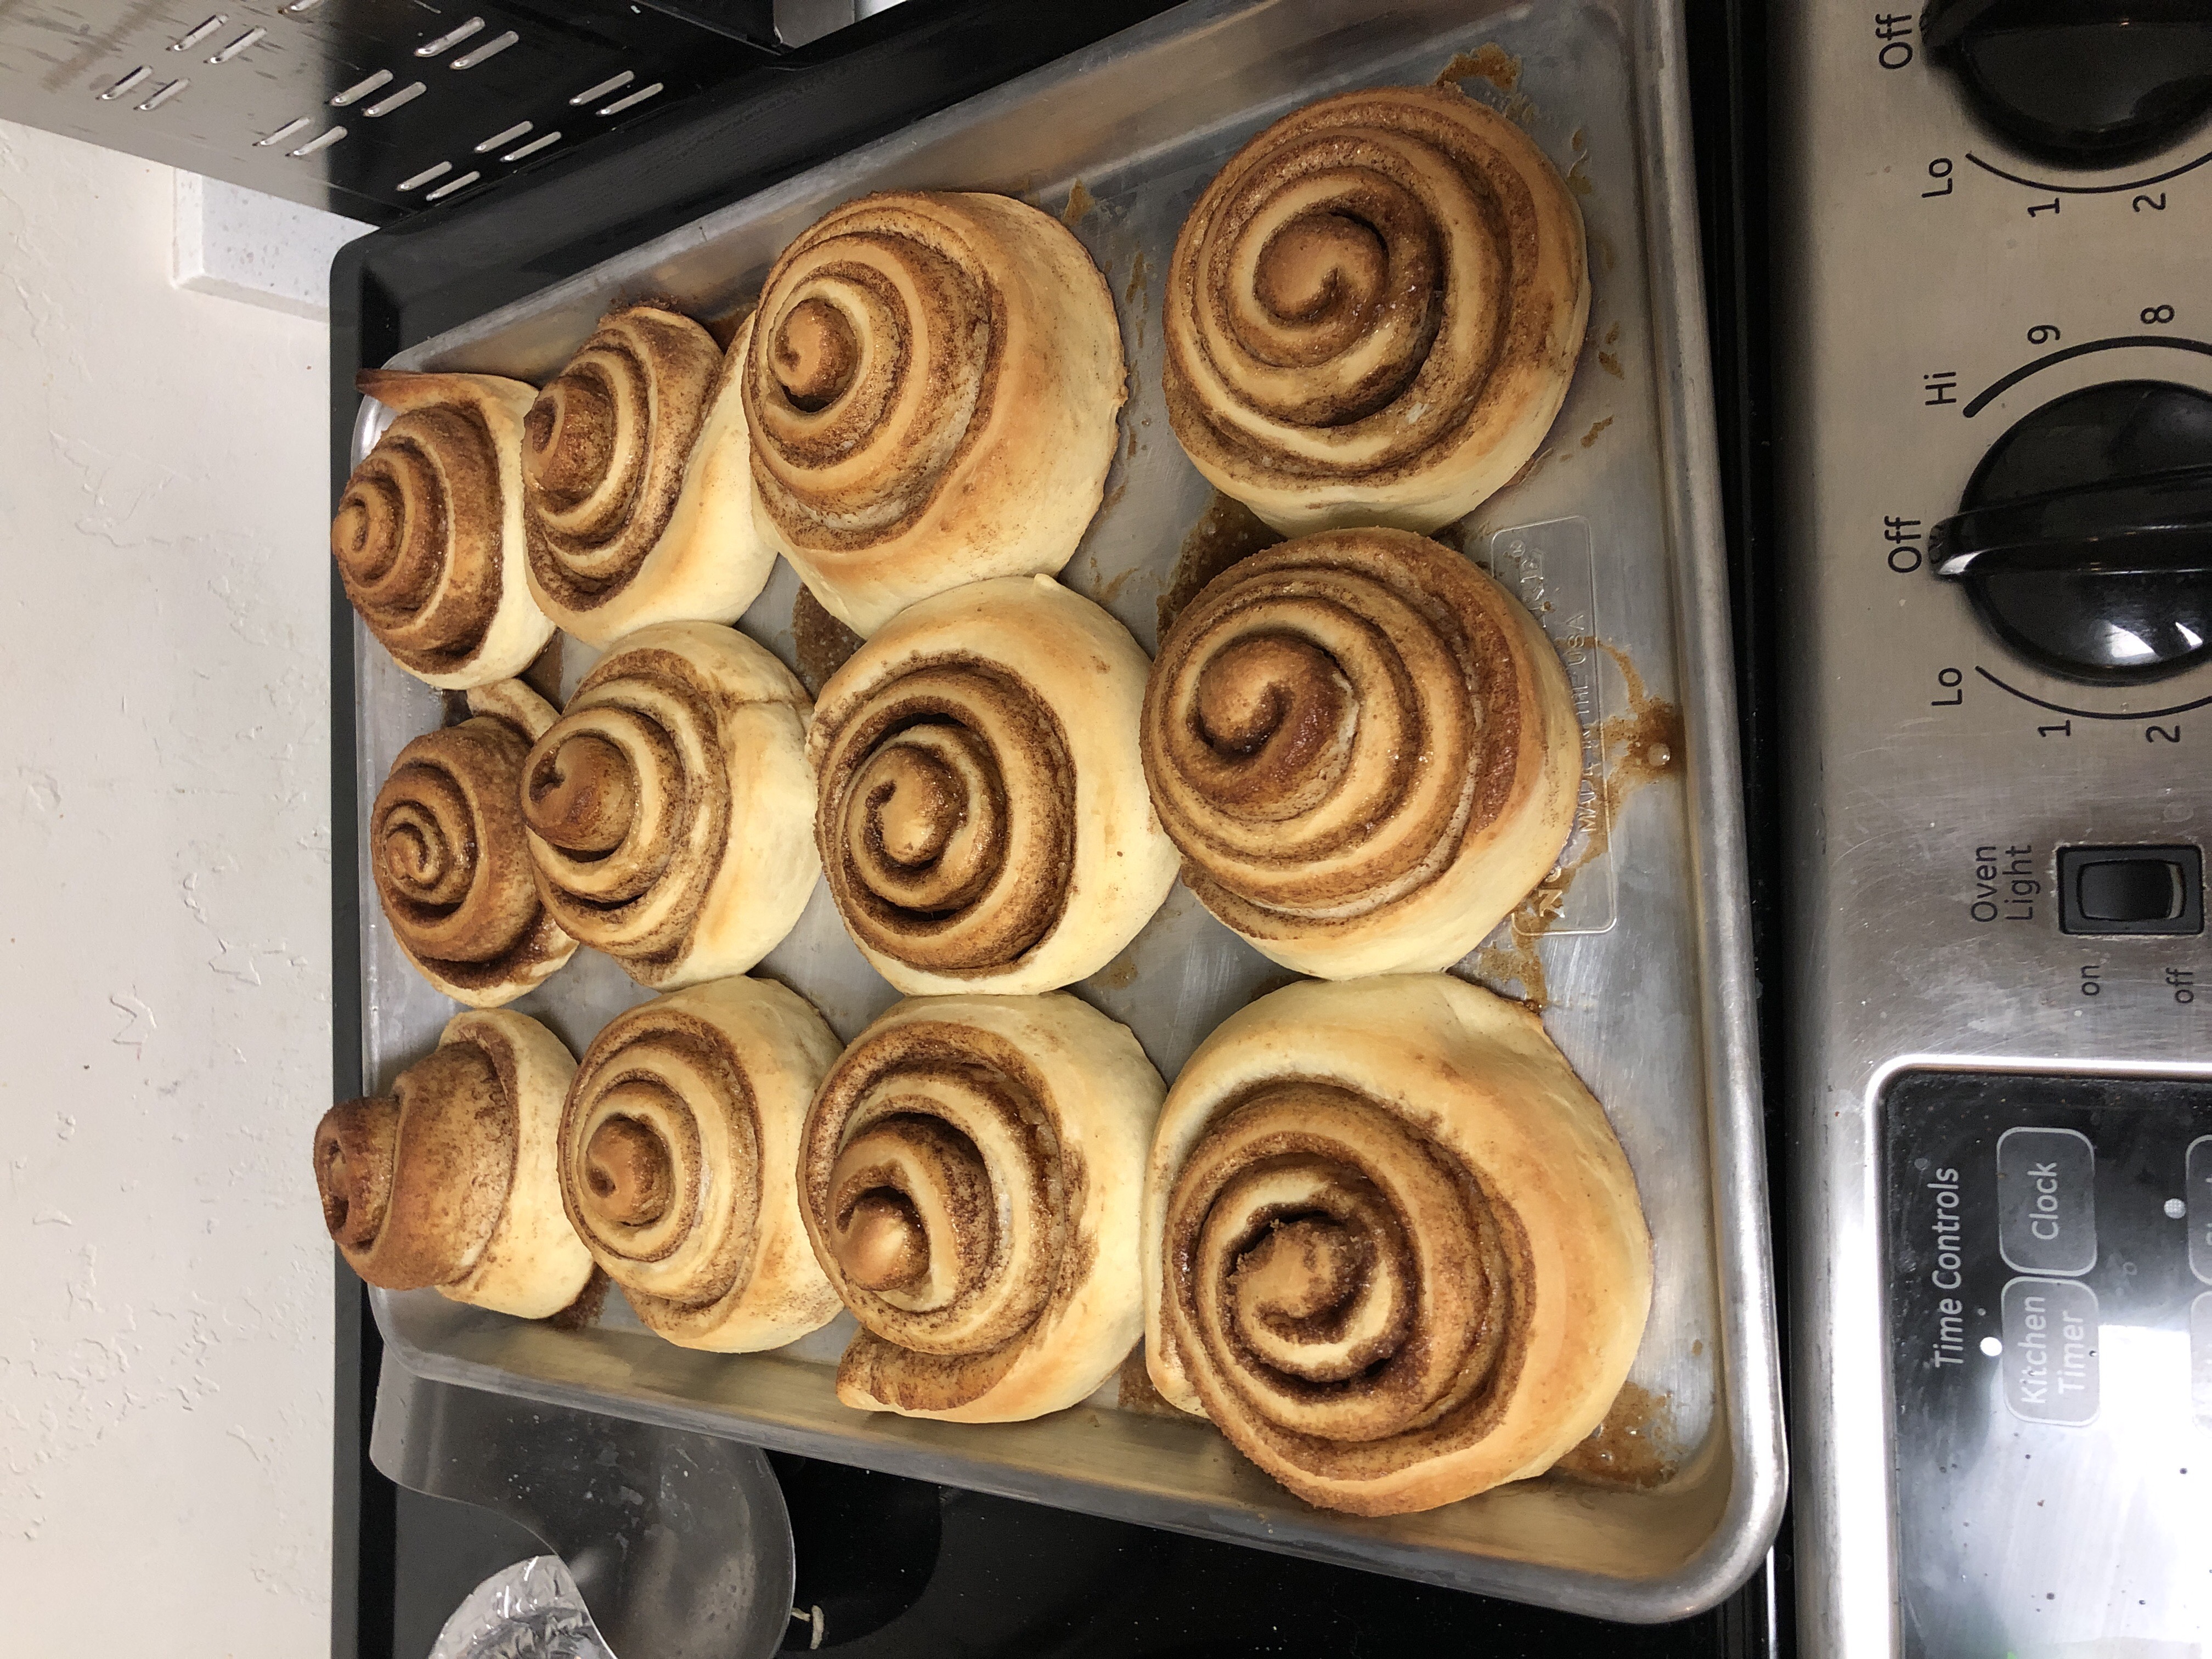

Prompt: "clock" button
xmin=1997 ymin=1126 xmax=2097 ymax=1276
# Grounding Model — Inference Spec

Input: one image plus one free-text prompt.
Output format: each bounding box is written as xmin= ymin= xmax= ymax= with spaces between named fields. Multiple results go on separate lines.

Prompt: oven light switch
xmin=2058 ymin=845 xmax=2204 ymax=936
xmin=2080 ymin=859 xmax=2181 ymax=922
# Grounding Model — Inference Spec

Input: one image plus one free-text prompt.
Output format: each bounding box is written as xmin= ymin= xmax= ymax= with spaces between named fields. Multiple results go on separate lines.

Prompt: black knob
xmin=1931 ymin=380 xmax=2212 ymax=685
xmin=1923 ymin=0 xmax=2212 ymax=167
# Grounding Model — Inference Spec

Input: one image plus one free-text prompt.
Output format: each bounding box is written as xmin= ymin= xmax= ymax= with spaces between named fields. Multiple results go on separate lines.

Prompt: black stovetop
xmin=378 ymin=1451 xmax=1777 ymax=1658
xmin=328 ymin=1 xmax=1786 ymax=1652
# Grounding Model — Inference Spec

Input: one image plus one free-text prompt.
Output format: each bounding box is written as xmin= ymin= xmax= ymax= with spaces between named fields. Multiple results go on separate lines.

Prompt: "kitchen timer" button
xmin=1997 ymin=1127 xmax=2097 ymax=1277
xmin=2191 ymin=1137 xmax=2212 ymax=1287
xmin=2000 ymin=1277 xmax=2100 ymax=1426
xmin=2194 ymin=1294 xmax=2212 ymax=1432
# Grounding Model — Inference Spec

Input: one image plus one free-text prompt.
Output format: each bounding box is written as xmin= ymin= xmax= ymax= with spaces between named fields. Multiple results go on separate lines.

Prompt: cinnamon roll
xmin=372 ymin=679 xmax=578 ymax=1007
xmin=521 ymin=621 xmax=818 ymax=989
xmin=557 ymin=977 xmax=843 ymax=1350
xmin=1163 ymin=84 xmax=1589 ymax=535
xmin=799 ymin=993 xmax=1165 ymax=1421
xmin=521 ymin=306 xmax=778 ymax=647
xmin=743 ymin=191 xmax=1126 ymax=636
xmin=314 ymin=1009 xmax=591 ymax=1319
xmin=336 ymin=370 xmax=553 ymax=687
xmin=1141 ymin=527 xmax=1578 ymax=978
xmin=809 ymin=577 xmax=1178 ymax=995
xmin=1144 ymin=975 xmax=1650 ymax=1516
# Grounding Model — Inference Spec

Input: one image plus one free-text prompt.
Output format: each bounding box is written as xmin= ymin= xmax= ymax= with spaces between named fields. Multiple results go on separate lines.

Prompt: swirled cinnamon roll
xmin=521 ymin=306 xmax=777 ymax=646
xmin=743 ymin=191 xmax=1126 ymax=636
xmin=372 ymin=679 xmax=578 ymax=1007
xmin=1163 ymin=84 xmax=1589 ymax=535
xmin=521 ymin=621 xmax=819 ymax=989
xmin=809 ymin=577 xmax=1178 ymax=995
xmin=799 ymin=993 xmax=1165 ymax=1421
xmin=314 ymin=1010 xmax=591 ymax=1319
xmin=1141 ymin=527 xmax=1578 ymax=978
xmin=1144 ymin=975 xmax=1650 ymax=1516
xmin=558 ymin=977 xmax=842 ymax=1350
xmin=336 ymin=370 xmax=553 ymax=687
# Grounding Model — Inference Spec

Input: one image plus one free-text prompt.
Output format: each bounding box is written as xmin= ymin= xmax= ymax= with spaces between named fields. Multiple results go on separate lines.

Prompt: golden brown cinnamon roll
xmin=1144 ymin=975 xmax=1650 ymax=1516
xmin=372 ymin=679 xmax=578 ymax=1007
xmin=809 ymin=577 xmax=1178 ymax=995
xmin=520 ymin=305 xmax=777 ymax=647
xmin=743 ymin=191 xmax=1126 ymax=636
xmin=1163 ymin=84 xmax=1589 ymax=535
xmin=314 ymin=1010 xmax=591 ymax=1319
xmin=1141 ymin=527 xmax=1578 ymax=978
xmin=336 ymin=370 xmax=553 ymax=688
xmin=557 ymin=977 xmax=842 ymax=1351
xmin=799 ymin=993 xmax=1165 ymax=1421
xmin=521 ymin=621 xmax=819 ymax=989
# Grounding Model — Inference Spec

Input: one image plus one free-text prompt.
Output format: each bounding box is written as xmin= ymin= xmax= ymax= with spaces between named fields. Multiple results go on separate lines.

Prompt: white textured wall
xmin=0 ymin=119 xmax=336 ymax=1652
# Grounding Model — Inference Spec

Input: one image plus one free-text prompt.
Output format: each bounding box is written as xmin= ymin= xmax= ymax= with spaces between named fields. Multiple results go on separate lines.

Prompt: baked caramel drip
xmin=373 ymin=709 xmax=569 ymax=996
xmin=556 ymin=1011 xmax=759 ymax=1317
xmin=521 ymin=646 xmax=730 ymax=978
xmin=522 ymin=306 xmax=721 ymax=613
xmin=800 ymin=1023 xmax=1073 ymax=1413
xmin=791 ymin=583 xmax=864 ymax=698
xmin=1161 ymin=1080 xmax=1527 ymax=1482
xmin=1141 ymin=528 xmax=1520 ymax=933
xmin=814 ymin=657 xmax=1075 ymax=976
xmin=742 ymin=194 xmax=1001 ymax=552
xmin=1163 ymin=84 xmax=1559 ymax=488
xmin=333 ymin=404 xmax=505 ymax=678
xmin=312 ymin=1039 xmax=519 ymax=1290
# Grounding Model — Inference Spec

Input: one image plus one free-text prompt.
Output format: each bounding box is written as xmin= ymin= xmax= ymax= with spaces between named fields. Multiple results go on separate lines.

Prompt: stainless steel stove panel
xmin=1775 ymin=5 xmax=2212 ymax=1656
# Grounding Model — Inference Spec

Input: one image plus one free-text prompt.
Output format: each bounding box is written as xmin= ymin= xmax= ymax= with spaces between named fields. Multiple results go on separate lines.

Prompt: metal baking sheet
xmin=347 ymin=0 xmax=1784 ymax=1620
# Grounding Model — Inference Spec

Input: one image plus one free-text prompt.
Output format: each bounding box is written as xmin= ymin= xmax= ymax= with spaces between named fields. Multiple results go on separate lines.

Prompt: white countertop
xmin=0 ymin=115 xmax=346 ymax=1656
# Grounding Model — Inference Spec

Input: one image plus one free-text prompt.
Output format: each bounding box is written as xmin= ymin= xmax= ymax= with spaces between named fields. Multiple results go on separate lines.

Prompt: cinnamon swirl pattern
xmin=521 ymin=306 xmax=777 ymax=646
xmin=810 ymin=577 xmax=1178 ymax=995
xmin=799 ymin=994 xmax=1165 ymax=1422
xmin=372 ymin=679 xmax=578 ymax=1007
xmin=743 ymin=191 xmax=1126 ymax=636
xmin=336 ymin=370 xmax=553 ymax=687
xmin=1141 ymin=528 xmax=1579 ymax=979
xmin=1163 ymin=84 xmax=1589 ymax=535
xmin=1144 ymin=975 xmax=1651 ymax=1516
xmin=314 ymin=1010 xmax=591 ymax=1319
xmin=521 ymin=622 xmax=818 ymax=989
xmin=558 ymin=977 xmax=842 ymax=1351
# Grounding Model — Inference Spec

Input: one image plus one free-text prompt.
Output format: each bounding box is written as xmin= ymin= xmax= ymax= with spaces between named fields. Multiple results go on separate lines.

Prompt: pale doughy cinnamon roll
xmin=521 ymin=621 xmax=819 ymax=989
xmin=743 ymin=191 xmax=1126 ymax=636
xmin=314 ymin=1009 xmax=591 ymax=1319
xmin=809 ymin=576 xmax=1178 ymax=995
xmin=800 ymin=993 xmax=1165 ymax=1421
xmin=1163 ymin=84 xmax=1589 ymax=535
xmin=336 ymin=370 xmax=554 ymax=687
xmin=1144 ymin=975 xmax=1650 ymax=1516
xmin=1141 ymin=527 xmax=1578 ymax=978
xmin=521 ymin=306 xmax=777 ymax=646
xmin=557 ymin=977 xmax=842 ymax=1351
xmin=373 ymin=679 xmax=578 ymax=1007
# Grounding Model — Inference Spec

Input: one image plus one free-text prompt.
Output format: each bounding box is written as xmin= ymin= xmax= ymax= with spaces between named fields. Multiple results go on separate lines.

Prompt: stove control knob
xmin=1931 ymin=380 xmax=2212 ymax=685
xmin=1923 ymin=0 xmax=2212 ymax=167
